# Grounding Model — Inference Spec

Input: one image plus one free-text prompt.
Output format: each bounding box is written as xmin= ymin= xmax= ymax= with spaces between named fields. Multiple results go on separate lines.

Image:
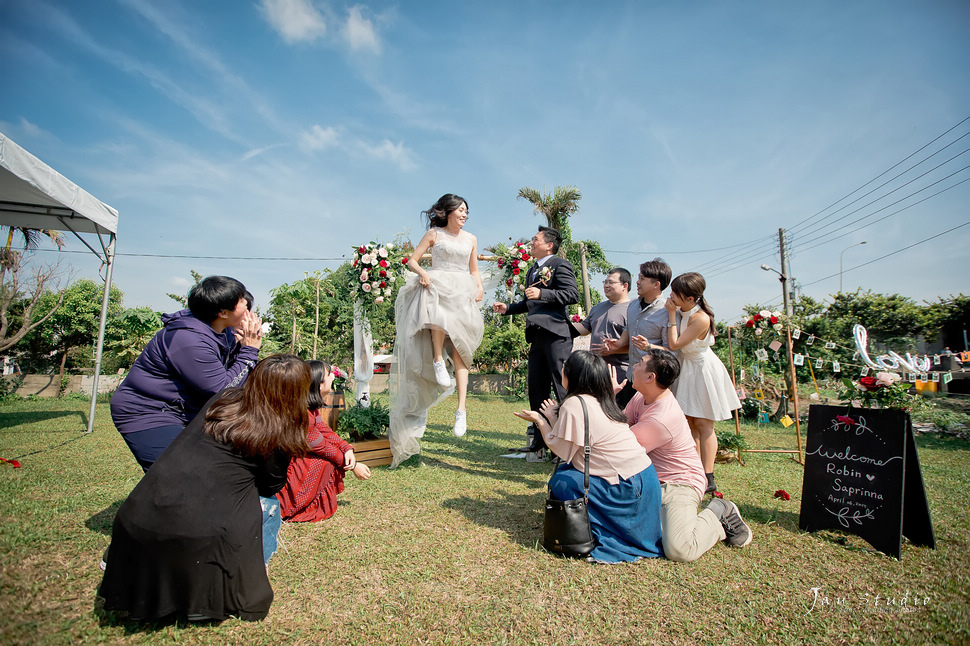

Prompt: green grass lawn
xmin=1 ymin=394 xmax=968 ymax=645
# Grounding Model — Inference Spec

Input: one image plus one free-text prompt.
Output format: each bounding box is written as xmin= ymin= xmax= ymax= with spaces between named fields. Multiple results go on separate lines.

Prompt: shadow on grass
xmin=442 ymin=490 xmax=545 ymax=547
xmin=739 ymin=502 xmax=802 ymax=532
xmin=421 ymin=453 xmax=547 ymax=487
xmin=93 ymin=595 xmax=227 ymax=634
xmin=0 ymin=409 xmax=89 ymax=431
xmin=86 ymin=500 xmax=124 ymax=535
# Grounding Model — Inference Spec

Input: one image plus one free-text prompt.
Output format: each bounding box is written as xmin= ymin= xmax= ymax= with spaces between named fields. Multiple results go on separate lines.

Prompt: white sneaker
xmin=453 ymin=409 xmax=467 ymax=437
xmin=432 ymin=359 xmax=450 ymax=387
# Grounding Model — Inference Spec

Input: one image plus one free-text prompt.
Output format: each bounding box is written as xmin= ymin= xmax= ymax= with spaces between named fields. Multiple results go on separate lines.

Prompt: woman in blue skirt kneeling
xmin=516 ymin=350 xmax=664 ymax=563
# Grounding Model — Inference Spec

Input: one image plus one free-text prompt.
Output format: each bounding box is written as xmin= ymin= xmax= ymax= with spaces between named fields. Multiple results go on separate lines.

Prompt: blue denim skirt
xmin=549 ymin=462 xmax=664 ymax=563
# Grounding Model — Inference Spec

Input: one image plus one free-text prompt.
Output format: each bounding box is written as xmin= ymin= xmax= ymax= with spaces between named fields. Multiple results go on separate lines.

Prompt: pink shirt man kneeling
xmin=621 ymin=348 xmax=752 ymax=561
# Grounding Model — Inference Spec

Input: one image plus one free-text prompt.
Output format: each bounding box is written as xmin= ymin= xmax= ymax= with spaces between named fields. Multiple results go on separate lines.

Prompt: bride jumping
xmin=389 ymin=193 xmax=484 ymax=466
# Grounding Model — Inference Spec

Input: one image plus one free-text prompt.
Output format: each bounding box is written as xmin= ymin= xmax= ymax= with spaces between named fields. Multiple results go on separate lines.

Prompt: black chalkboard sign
xmin=798 ymin=404 xmax=935 ymax=559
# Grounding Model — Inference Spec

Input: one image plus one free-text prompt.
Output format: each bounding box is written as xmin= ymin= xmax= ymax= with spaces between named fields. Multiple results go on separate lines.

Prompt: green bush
xmin=716 ymin=430 xmax=749 ymax=451
xmin=336 ymin=401 xmax=390 ymax=441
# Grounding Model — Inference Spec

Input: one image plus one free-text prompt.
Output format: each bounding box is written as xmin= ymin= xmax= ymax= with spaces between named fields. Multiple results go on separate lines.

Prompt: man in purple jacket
xmin=110 ymin=276 xmax=263 ymax=472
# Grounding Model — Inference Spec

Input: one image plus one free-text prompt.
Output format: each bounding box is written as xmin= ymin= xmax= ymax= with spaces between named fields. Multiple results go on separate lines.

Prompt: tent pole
xmin=87 ymin=234 xmax=116 ymax=433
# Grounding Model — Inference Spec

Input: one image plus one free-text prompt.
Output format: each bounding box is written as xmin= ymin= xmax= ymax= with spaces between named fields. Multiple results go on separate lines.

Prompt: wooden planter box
xmin=351 ymin=436 xmax=392 ymax=467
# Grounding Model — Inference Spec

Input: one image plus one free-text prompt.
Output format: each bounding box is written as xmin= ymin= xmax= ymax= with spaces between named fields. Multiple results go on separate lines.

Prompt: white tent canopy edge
xmin=0 ymin=131 xmax=119 ymax=433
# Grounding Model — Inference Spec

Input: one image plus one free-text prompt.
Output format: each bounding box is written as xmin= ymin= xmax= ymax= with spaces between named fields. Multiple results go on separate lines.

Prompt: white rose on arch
xmin=362 ymin=283 xmax=372 ymax=292
xmin=759 ymin=309 xmax=771 ymax=318
xmin=360 ymin=271 xmax=369 ymax=282
xmin=375 ymin=296 xmax=384 ymax=304
xmin=379 ymin=248 xmax=388 ymax=258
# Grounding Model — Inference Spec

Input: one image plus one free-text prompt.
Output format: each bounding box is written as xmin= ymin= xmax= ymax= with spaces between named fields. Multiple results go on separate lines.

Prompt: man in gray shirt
xmin=572 ymin=267 xmax=633 ymax=376
xmin=603 ymin=258 xmax=672 ymax=407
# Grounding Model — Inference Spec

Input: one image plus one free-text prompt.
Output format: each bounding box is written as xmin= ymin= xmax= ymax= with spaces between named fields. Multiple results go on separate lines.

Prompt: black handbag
xmin=543 ymin=397 xmax=596 ymax=557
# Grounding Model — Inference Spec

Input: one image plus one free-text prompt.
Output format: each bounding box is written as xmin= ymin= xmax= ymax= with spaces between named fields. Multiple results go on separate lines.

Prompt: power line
xmin=798 ymin=220 xmax=970 ymax=288
xmin=792 ymin=174 xmax=970 ymax=255
xmin=787 ymin=115 xmax=970 ymax=234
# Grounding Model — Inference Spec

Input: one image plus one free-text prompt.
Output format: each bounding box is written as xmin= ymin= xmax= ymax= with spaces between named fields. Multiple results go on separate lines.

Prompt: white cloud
xmin=301 ymin=125 xmax=340 ymax=151
xmin=360 ymin=139 xmax=414 ymax=170
xmin=343 ymin=5 xmax=381 ymax=53
xmin=259 ymin=0 xmax=327 ymax=44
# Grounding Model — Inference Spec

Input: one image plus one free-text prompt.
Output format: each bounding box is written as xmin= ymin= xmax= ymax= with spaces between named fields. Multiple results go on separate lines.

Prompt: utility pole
xmin=779 ymin=228 xmax=792 ymax=317
xmin=777 ymin=228 xmax=802 ymax=460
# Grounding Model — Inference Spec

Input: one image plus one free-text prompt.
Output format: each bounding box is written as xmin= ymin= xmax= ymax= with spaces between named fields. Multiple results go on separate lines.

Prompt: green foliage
xmin=914 ymin=406 xmax=970 ymax=432
xmin=105 ymin=307 xmax=162 ymax=370
xmin=817 ymin=289 xmax=929 ymax=350
xmin=336 ymin=401 xmax=390 ymax=441
xmin=924 ymin=293 xmax=970 ymax=348
xmin=19 ymin=279 xmax=124 ymax=373
xmin=716 ymin=430 xmax=748 ymax=451
xmin=165 ymin=270 xmax=203 ymax=307
xmin=517 ymin=185 xmax=582 ymax=244
xmin=739 ymin=396 xmax=765 ymax=420
xmin=473 ymin=319 xmax=528 ymax=374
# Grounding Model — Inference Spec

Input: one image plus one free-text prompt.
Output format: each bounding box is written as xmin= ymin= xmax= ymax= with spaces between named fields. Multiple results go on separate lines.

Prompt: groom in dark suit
xmin=493 ymin=226 xmax=580 ymax=452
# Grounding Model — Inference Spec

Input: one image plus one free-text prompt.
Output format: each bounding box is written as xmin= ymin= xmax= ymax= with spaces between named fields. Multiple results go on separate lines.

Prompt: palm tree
xmin=1 ymin=227 xmax=65 ymax=273
xmin=516 ymin=185 xmax=582 ymax=246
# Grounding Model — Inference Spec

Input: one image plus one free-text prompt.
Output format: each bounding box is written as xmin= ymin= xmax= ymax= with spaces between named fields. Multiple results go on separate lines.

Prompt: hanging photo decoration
xmin=943 ymin=372 xmax=954 ymax=384
xmin=853 ymin=351 xmax=860 ymax=361
xmin=824 ymin=341 xmax=836 ymax=349
xmin=768 ymin=340 xmax=782 ymax=352
xmin=755 ymin=348 xmax=769 ymax=361
xmin=832 ymin=361 xmax=841 ymax=373
xmin=792 ymin=328 xmax=801 ymax=339
xmin=793 ymin=353 xmax=804 ymax=366
xmin=933 ymin=355 xmax=940 ymax=365
xmin=815 ymin=358 xmax=824 ymax=369
xmin=753 ymin=389 xmax=765 ymax=401
xmin=758 ymin=412 xmax=771 ymax=423
xmin=780 ymin=415 xmax=794 ymax=428
xmin=920 ymin=373 xmax=928 ymax=383
xmin=860 ymin=366 xmax=869 ymax=377
xmin=931 ymin=372 xmax=940 ymax=383
xmin=806 ymin=335 xmax=815 ymax=345
xmin=740 ymin=369 xmax=745 ymax=380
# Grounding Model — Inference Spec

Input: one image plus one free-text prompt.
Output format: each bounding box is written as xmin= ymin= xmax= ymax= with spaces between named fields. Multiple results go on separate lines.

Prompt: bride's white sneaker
xmin=432 ymin=359 xmax=450 ymax=387
xmin=453 ymin=409 xmax=467 ymax=437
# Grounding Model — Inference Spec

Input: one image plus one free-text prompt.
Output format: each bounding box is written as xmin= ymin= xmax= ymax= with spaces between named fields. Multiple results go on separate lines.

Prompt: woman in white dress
xmin=389 ymin=194 xmax=484 ymax=467
xmin=664 ymin=272 xmax=740 ymax=494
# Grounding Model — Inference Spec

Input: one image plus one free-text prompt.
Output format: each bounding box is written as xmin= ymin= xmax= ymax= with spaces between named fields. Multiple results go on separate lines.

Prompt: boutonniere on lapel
xmin=536 ymin=266 xmax=553 ymax=285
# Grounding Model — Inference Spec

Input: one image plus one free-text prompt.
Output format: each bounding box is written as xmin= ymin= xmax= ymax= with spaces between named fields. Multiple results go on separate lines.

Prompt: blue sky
xmin=1 ymin=0 xmax=968 ymax=329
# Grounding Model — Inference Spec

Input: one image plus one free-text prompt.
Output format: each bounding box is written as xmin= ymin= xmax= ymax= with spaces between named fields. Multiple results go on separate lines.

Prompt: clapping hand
xmin=538 ymin=398 xmax=559 ymax=427
xmin=631 ymin=334 xmax=650 ymax=351
xmin=609 ymin=365 xmax=627 ymax=395
xmin=236 ymin=311 xmax=263 ymax=348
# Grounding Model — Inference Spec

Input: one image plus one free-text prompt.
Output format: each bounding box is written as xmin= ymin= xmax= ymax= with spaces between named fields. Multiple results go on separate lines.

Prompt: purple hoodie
xmin=110 ymin=310 xmax=259 ymax=434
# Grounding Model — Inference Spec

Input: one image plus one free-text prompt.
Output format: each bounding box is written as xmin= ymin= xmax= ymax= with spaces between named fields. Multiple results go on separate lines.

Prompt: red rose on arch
xmin=769 ymin=316 xmax=778 ymax=324
xmin=379 ymin=281 xmax=387 ymax=288
xmin=522 ymin=254 xmax=530 ymax=261
xmin=506 ymin=278 xmax=513 ymax=286
xmin=379 ymin=270 xmax=387 ymax=277
xmin=745 ymin=320 xmax=755 ymax=328
xmin=859 ymin=376 xmax=879 ymax=391
xmin=358 ymin=246 xmax=366 ymax=254
xmin=753 ymin=314 xmax=762 ymax=322
xmin=511 ymin=259 xmax=519 ymax=268
xmin=512 ymin=268 xmax=520 ymax=275
xmin=379 ymin=260 xmax=388 ymax=268
xmin=401 ymin=257 xmax=409 ymax=264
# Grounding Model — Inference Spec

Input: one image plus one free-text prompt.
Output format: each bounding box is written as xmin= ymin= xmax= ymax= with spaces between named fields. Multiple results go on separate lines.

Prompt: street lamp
xmin=761 ymin=264 xmax=791 ymax=316
xmin=839 ymin=241 xmax=867 ymax=293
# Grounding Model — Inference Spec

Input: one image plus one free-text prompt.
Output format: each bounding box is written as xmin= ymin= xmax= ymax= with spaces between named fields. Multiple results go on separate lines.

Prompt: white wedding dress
xmin=670 ymin=305 xmax=741 ymax=421
xmin=388 ymin=228 xmax=484 ymax=466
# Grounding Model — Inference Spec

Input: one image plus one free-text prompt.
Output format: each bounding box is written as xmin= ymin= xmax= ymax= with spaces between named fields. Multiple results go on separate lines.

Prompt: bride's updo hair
xmin=422 ymin=193 xmax=468 ymax=229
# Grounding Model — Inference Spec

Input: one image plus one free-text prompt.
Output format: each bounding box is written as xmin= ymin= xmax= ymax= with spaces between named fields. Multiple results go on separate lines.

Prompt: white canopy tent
xmin=0 ymin=131 xmax=119 ymax=433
